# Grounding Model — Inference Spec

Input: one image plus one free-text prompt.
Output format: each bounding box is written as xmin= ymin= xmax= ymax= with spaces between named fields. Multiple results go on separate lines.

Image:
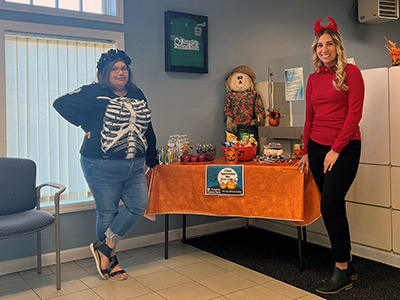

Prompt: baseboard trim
xmin=4 ymin=217 xmax=399 ymax=276
xmin=0 ymin=218 xmax=246 ymax=276
xmin=250 ymin=219 xmax=400 ymax=268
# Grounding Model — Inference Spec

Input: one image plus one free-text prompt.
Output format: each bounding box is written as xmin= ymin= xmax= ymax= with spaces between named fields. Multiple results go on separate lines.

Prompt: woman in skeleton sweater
xmin=53 ymin=49 xmax=158 ymax=281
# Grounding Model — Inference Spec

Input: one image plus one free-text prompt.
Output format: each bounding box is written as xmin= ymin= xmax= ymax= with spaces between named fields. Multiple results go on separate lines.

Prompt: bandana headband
xmin=314 ymin=17 xmax=338 ymax=36
xmin=97 ymin=49 xmax=131 ymax=72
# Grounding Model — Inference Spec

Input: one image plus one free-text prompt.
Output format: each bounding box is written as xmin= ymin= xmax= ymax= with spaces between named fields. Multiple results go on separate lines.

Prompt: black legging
xmin=308 ymin=138 xmax=361 ymax=263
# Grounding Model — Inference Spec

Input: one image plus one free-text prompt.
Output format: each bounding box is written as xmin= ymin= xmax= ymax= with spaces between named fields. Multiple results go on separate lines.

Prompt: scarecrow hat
xmin=227 ymin=65 xmax=256 ymax=83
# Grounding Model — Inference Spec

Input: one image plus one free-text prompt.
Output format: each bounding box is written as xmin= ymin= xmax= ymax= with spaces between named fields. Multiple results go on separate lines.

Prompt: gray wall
xmin=125 ymin=0 xmax=400 ymax=147
xmin=1 ymin=0 xmax=400 ymax=262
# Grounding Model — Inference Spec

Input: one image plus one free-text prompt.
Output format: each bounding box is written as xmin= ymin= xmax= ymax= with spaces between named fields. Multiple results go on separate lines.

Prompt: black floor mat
xmin=186 ymin=226 xmax=400 ymax=300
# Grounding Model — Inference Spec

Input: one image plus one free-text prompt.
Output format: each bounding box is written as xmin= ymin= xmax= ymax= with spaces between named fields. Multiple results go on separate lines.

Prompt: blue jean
xmin=80 ymin=155 xmax=148 ymax=244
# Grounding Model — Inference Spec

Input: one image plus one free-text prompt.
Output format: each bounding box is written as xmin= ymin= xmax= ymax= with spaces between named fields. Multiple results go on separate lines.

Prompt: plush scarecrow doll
xmin=224 ymin=65 xmax=266 ymax=139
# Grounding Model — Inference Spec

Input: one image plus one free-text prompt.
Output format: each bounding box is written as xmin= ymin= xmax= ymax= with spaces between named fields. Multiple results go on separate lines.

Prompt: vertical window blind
xmin=5 ymin=34 xmax=114 ymax=204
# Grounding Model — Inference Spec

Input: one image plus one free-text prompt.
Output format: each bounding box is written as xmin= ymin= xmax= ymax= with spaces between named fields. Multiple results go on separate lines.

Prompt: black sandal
xmin=108 ymin=255 xmax=127 ymax=281
xmin=89 ymin=240 xmax=112 ymax=280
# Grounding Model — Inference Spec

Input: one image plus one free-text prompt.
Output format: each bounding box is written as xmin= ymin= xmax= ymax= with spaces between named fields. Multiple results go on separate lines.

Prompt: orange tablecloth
xmin=145 ymin=157 xmax=321 ymax=226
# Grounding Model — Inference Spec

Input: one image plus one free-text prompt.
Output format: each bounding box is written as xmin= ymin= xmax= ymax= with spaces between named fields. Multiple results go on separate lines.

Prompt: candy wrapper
xmin=225 ymin=131 xmax=257 ymax=148
xmin=226 ymin=131 xmax=237 ymax=143
xmin=239 ymin=132 xmax=250 ymax=143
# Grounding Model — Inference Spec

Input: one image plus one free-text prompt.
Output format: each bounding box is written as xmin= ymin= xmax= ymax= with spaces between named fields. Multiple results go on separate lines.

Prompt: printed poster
xmin=205 ymin=165 xmax=244 ymax=196
xmin=284 ymin=67 xmax=304 ymax=101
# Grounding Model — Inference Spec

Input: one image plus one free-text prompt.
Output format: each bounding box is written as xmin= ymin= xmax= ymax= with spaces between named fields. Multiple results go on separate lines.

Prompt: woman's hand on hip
xmin=324 ymin=150 xmax=339 ymax=173
xmin=294 ymin=154 xmax=309 ymax=174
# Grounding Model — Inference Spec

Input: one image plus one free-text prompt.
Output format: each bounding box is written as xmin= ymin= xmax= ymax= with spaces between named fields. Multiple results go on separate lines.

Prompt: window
xmin=0 ymin=20 xmax=124 ymax=206
xmin=0 ymin=0 xmax=123 ymax=23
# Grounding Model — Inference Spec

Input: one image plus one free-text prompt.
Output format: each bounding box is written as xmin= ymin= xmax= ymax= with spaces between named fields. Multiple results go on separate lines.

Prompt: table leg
xmin=302 ymin=226 xmax=307 ymax=244
xmin=164 ymin=215 xmax=169 ymax=259
xmin=297 ymin=226 xmax=304 ymax=271
xmin=182 ymin=214 xmax=187 ymax=243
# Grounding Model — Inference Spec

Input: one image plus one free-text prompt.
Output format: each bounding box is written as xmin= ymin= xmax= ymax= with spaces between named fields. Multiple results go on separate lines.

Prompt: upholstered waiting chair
xmin=0 ymin=157 xmax=66 ymax=290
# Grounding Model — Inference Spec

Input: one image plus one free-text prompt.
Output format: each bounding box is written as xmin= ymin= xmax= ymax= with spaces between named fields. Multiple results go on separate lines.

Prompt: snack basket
xmin=221 ymin=146 xmax=257 ymax=162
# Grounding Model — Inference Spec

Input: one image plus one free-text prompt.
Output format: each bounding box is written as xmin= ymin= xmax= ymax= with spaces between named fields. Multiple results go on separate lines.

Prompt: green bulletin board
xmin=165 ymin=10 xmax=208 ymax=73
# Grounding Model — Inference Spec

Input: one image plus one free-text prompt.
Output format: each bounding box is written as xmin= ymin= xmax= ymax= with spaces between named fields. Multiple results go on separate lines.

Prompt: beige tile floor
xmin=0 ymin=241 xmax=326 ymax=300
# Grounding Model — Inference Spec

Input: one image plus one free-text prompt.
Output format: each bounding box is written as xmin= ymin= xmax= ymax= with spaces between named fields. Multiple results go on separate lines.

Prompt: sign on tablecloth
xmin=205 ymin=165 xmax=244 ymax=196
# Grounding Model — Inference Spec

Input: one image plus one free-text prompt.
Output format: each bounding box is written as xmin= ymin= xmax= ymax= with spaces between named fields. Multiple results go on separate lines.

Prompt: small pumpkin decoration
xmin=294 ymin=148 xmax=303 ymax=160
xmin=267 ymin=109 xmax=281 ymax=127
xmin=225 ymin=149 xmax=238 ymax=164
xmin=392 ymin=54 xmax=400 ymax=66
xmin=294 ymin=137 xmax=304 ymax=160
xmin=226 ymin=180 xmax=237 ymax=189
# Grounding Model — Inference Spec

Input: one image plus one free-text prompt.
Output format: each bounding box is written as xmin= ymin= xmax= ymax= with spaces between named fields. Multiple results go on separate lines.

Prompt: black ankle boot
xmin=322 ymin=261 xmax=358 ymax=282
xmin=316 ymin=266 xmax=353 ymax=294
xmin=349 ymin=261 xmax=358 ymax=280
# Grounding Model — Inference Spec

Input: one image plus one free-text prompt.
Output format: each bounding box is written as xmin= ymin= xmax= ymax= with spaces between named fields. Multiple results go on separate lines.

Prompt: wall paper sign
xmin=165 ymin=10 xmax=208 ymax=73
xmin=284 ymin=67 xmax=304 ymax=101
xmin=205 ymin=165 xmax=244 ymax=196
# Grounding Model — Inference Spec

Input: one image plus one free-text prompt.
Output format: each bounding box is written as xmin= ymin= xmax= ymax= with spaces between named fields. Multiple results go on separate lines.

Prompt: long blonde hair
xmin=312 ymin=29 xmax=348 ymax=91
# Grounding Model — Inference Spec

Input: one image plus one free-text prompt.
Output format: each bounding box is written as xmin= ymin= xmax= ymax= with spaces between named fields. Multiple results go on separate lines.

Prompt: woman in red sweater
xmin=295 ymin=17 xmax=364 ymax=294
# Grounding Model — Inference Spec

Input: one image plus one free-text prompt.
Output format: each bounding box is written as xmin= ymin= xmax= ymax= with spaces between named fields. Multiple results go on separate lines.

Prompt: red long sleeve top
xmin=303 ymin=64 xmax=364 ymax=155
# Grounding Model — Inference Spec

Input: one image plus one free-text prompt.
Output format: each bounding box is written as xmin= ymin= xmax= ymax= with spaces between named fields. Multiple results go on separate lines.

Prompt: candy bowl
xmin=196 ymin=140 xmax=216 ymax=161
xmin=222 ymin=145 xmax=257 ymax=162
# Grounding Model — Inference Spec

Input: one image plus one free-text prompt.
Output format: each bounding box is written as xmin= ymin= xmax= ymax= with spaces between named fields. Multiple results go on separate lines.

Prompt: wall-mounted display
xmin=165 ymin=10 xmax=208 ymax=73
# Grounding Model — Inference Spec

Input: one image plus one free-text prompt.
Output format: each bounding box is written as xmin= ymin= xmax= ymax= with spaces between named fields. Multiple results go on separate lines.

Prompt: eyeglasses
xmin=110 ymin=66 xmax=129 ymax=73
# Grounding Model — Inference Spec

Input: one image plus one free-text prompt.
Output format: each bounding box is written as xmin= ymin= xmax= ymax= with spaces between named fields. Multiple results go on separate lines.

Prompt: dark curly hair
xmin=97 ymin=49 xmax=131 ymax=71
xmin=96 ymin=49 xmax=135 ymax=91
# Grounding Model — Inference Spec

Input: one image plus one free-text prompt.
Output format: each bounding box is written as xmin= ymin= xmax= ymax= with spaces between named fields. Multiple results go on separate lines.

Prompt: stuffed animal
xmin=224 ymin=65 xmax=265 ymax=139
xmin=180 ymin=141 xmax=193 ymax=155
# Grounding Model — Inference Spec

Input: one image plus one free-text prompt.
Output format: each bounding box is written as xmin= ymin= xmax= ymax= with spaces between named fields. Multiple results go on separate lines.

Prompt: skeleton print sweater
xmin=53 ymin=83 xmax=158 ymax=168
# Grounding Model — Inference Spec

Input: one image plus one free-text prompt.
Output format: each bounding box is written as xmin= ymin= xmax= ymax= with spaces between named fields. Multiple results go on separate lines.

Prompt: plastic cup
xmin=225 ymin=149 xmax=238 ymax=164
xmin=294 ymin=148 xmax=303 ymax=160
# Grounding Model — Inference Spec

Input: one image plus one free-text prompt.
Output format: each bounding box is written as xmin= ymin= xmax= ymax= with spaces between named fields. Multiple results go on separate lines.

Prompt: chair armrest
xmin=36 ymin=182 xmax=67 ymax=208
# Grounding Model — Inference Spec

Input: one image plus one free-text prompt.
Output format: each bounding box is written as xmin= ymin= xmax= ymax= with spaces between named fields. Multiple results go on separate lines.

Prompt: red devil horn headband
xmin=314 ymin=16 xmax=338 ymax=36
